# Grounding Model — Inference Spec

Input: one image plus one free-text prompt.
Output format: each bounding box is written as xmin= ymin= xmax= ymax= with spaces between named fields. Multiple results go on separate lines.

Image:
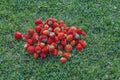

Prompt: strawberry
xmin=47 ymin=38 xmax=54 ymax=44
xmin=49 ymin=32 xmax=55 ymax=39
xmin=66 ymin=34 xmax=73 ymax=42
xmin=39 ymin=35 xmax=48 ymax=42
xmin=61 ymin=39 xmax=67 ymax=46
xmin=33 ymin=53 xmax=39 ymax=58
xmin=58 ymin=44 xmax=64 ymax=50
xmin=64 ymin=52 xmax=71 ymax=58
xmin=35 ymin=19 xmax=43 ymax=25
xmin=48 ymin=44 xmax=55 ymax=51
xmin=58 ymin=50 xmax=63 ymax=56
xmin=42 ymin=46 xmax=49 ymax=54
xmin=39 ymin=42 xmax=45 ymax=48
xmin=35 ymin=25 xmax=42 ymax=33
xmin=52 ymin=22 xmax=58 ymax=28
xmin=60 ymin=57 xmax=67 ymax=64
xmin=22 ymin=34 xmax=30 ymax=40
xmin=27 ymin=46 xmax=35 ymax=54
xmin=26 ymin=39 xmax=32 ymax=45
xmin=46 ymin=18 xmax=53 ymax=26
xmin=53 ymin=49 xmax=58 ymax=56
xmin=70 ymin=26 xmax=77 ymax=31
xmin=81 ymin=31 xmax=86 ymax=36
xmin=24 ymin=43 xmax=30 ymax=50
xmin=54 ymin=27 xmax=61 ymax=34
xmin=35 ymin=46 xmax=41 ymax=53
xmin=76 ymin=28 xmax=82 ymax=34
xmin=76 ymin=44 xmax=83 ymax=51
xmin=32 ymin=33 xmax=39 ymax=43
xmin=28 ymin=29 xmax=34 ymax=35
xmin=43 ymin=30 xmax=49 ymax=35
xmin=40 ymin=53 xmax=46 ymax=58
xmin=79 ymin=40 xmax=87 ymax=48
xmin=65 ymin=44 xmax=72 ymax=52
xmin=70 ymin=40 xmax=76 ymax=46
xmin=14 ymin=32 xmax=22 ymax=39
xmin=58 ymin=32 xmax=65 ymax=40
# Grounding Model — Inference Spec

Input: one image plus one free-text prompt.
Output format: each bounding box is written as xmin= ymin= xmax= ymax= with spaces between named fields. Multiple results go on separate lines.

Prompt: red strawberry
xmin=64 ymin=52 xmax=71 ymax=58
xmin=22 ymin=34 xmax=30 ymax=40
xmin=52 ymin=22 xmax=58 ymax=28
xmin=76 ymin=28 xmax=82 ymax=34
xmin=46 ymin=18 xmax=53 ymax=26
xmin=24 ymin=43 xmax=30 ymax=50
xmin=28 ymin=29 xmax=34 ymax=35
xmin=58 ymin=44 xmax=64 ymax=50
xmin=60 ymin=57 xmax=67 ymax=64
xmin=79 ymin=40 xmax=87 ymax=48
xmin=27 ymin=46 xmax=35 ymax=54
xmin=40 ymin=53 xmax=46 ymax=58
xmin=81 ymin=31 xmax=86 ymax=36
xmin=35 ymin=19 xmax=43 ymax=25
xmin=61 ymin=39 xmax=67 ymax=46
xmin=33 ymin=53 xmax=39 ymax=58
xmin=32 ymin=33 xmax=39 ymax=43
xmin=26 ymin=39 xmax=32 ymax=45
xmin=58 ymin=32 xmax=65 ymax=40
xmin=48 ymin=44 xmax=55 ymax=51
xmin=47 ymin=38 xmax=54 ymax=44
xmin=53 ymin=49 xmax=58 ymax=56
xmin=76 ymin=44 xmax=83 ymax=51
xmin=42 ymin=46 xmax=49 ymax=54
xmin=35 ymin=25 xmax=42 ymax=33
xmin=35 ymin=46 xmax=41 ymax=53
xmin=39 ymin=42 xmax=45 ymax=48
xmin=14 ymin=32 xmax=22 ymax=39
xmin=39 ymin=35 xmax=48 ymax=42
xmin=49 ymin=32 xmax=55 ymax=39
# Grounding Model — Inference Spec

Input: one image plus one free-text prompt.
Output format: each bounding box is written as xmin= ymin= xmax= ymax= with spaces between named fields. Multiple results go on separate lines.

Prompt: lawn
xmin=0 ymin=0 xmax=120 ymax=80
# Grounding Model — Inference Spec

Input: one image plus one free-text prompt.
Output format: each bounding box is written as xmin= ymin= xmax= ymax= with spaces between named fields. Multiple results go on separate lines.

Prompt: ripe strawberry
xmin=42 ymin=46 xmax=49 ymax=54
xmin=40 ymin=53 xmax=46 ymax=58
xmin=46 ymin=18 xmax=53 ymax=26
xmin=70 ymin=26 xmax=77 ymax=31
xmin=22 ymin=34 xmax=30 ymax=40
xmin=35 ymin=19 xmax=43 ymax=25
xmin=79 ymin=40 xmax=87 ymax=48
xmin=58 ymin=44 xmax=64 ymax=50
xmin=54 ymin=27 xmax=61 ymax=34
xmin=64 ymin=52 xmax=71 ymax=58
xmin=52 ymin=22 xmax=58 ymax=28
xmin=81 ymin=31 xmax=86 ymax=36
xmin=58 ymin=50 xmax=63 ymax=56
xmin=48 ymin=44 xmax=55 ymax=51
xmin=76 ymin=28 xmax=82 ymax=34
xmin=35 ymin=25 xmax=42 ymax=33
xmin=26 ymin=39 xmax=32 ymax=45
xmin=39 ymin=42 xmax=45 ymax=48
xmin=43 ymin=30 xmax=49 ymax=35
xmin=70 ymin=40 xmax=76 ymax=46
xmin=32 ymin=33 xmax=39 ymax=43
xmin=14 ymin=32 xmax=22 ymax=39
xmin=28 ymin=29 xmax=34 ymax=35
xmin=59 ymin=20 xmax=64 ymax=24
xmin=53 ymin=49 xmax=58 ymax=56
xmin=27 ymin=46 xmax=35 ymax=54
xmin=58 ymin=32 xmax=65 ymax=40
xmin=49 ymin=32 xmax=55 ymax=39
xmin=60 ymin=57 xmax=67 ymax=64
xmin=65 ymin=44 xmax=72 ymax=52
xmin=47 ymin=38 xmax=54 ymax=44
xmin=35 ymin=46 xmax=41 ymax=53
xmin=39 ymin=35 xmax=48 ymax=42
xmin=44 ymin=24 xmax=49 ymax=29
xmin=33 ymin=53 xmax=39 ymax=58
xmin=66 ymin=34 xmax=73 ymax=42
xmin=61 ymin=39 xmax=67 ymax=46
xmin=24 ymin=43 xmax=30 ymax=50
xmin=76 ymin=44 xmax=83 ymax=51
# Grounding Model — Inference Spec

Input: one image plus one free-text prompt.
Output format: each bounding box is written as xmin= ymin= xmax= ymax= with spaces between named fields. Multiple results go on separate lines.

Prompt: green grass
xmin=0 ymin=0 xmax=120 ymax=80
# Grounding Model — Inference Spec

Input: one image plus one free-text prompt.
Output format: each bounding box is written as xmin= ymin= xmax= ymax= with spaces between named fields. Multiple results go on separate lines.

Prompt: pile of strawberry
xmin=14 ymin=18 xmax=87 ymax=64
